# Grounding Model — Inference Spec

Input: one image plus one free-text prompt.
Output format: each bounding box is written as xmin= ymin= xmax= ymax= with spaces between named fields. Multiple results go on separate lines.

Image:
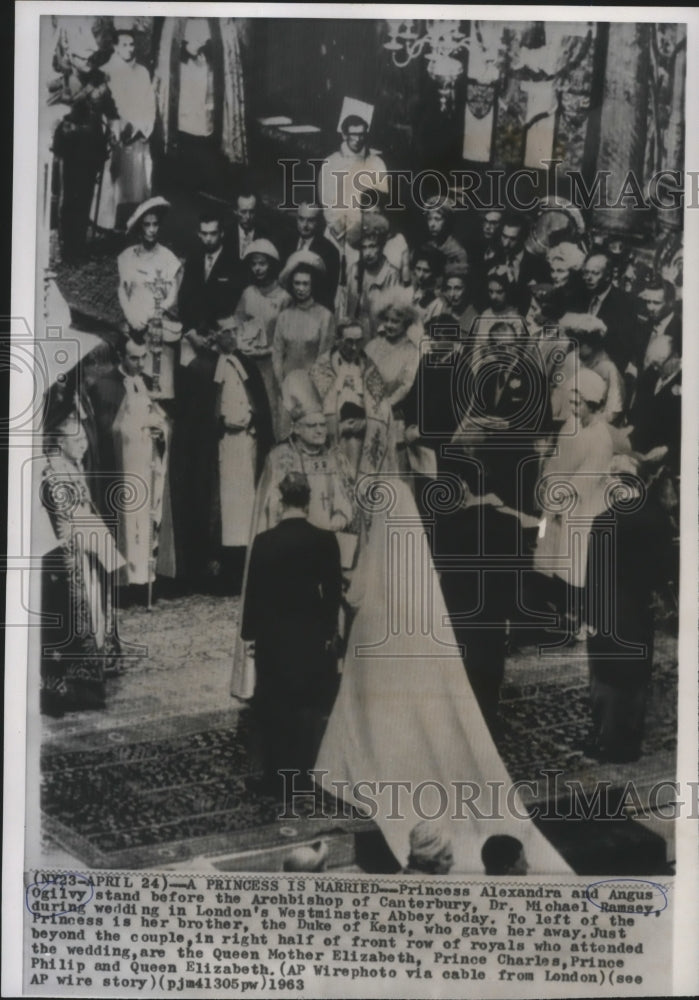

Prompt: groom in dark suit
xmin=242 ymin=471 xmax=342 ymax=799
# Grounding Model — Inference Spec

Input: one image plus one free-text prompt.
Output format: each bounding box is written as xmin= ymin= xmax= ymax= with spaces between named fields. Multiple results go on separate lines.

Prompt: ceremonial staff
xmin=144 ymin=270 xmax=167 ymax=611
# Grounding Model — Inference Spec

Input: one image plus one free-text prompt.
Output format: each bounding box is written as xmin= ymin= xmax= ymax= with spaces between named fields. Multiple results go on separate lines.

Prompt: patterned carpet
xmin=52 ymin=232 xmax=124 ymax=328
xmin=40 ymin=592 xmax=677 ymax=869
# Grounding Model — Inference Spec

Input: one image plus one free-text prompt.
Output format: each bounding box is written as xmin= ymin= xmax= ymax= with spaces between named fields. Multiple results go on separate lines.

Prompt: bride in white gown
xmin=315 ymin=474 xmax=573 ymax=874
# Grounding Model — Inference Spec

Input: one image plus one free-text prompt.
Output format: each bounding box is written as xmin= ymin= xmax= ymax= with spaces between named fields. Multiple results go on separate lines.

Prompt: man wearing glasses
xmin=319 ymin=114 xmax=388 ymax=230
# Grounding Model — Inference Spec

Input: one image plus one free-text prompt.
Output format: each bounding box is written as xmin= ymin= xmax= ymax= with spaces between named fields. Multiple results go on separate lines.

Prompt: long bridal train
xmin=315 ymin=475 xmax=572 ymax=874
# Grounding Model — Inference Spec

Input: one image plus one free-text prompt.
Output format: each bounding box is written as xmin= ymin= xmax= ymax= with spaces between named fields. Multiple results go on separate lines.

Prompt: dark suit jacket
xmin=629 ymin=309 xmax=682 ymax=377
xmin=241 ymin=518 xmax=342 ymax=703
xmin=628 ymin=366 xmax=682 ymax=476
xmin=588 ymin=285 xmax=636 ymax=373
xmin=281 ymin=233 xmax=341 ymax=310
xmin=226 ymin=223 xmax=275 ymax=262
xmin=467 ymin=347 xmax=552 ymax=513
xmin=178 ymin=242 xmax=243 ymax=334
xmin=475 ymin=249 xmax=548 ymax=312
xmin=401 ymin=344 xmax=468 ymax=463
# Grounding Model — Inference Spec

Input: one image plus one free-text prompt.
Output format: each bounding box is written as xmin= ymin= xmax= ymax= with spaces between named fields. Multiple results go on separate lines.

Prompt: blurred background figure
xmin=92 ymin=20 xmax=156 ymax=232
xmin=403 ymin=822 xmax=454 ymax=875
xmin=481 ymin=835 xmax=528 ymax=876
xmin=283 ymin=840 xmax=329 ymax=873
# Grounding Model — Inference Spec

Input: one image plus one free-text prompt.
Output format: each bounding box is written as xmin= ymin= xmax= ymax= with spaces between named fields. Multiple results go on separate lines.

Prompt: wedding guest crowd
xmin=42 ymin=18 xmax=682 ymax=781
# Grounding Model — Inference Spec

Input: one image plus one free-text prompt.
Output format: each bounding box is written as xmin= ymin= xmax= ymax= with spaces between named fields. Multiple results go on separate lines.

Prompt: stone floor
xmin=36 ymin=590 xmax=678 ymax=872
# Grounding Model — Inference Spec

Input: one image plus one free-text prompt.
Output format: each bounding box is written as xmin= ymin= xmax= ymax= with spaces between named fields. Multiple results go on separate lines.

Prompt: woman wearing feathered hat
xmin=117 ymin=196 xmax=183 ymax=405
xmin=345 ymin=213 xmax=400 ymax=334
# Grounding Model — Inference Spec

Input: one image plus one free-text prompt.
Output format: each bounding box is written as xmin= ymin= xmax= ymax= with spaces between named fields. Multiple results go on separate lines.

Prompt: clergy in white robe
xmin=111 ymin=355 xmax=169 ymax=586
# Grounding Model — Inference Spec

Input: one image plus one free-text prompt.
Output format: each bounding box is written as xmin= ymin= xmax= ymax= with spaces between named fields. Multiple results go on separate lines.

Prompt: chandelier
xmin=384 ymin=20 xmax=468 ymax=112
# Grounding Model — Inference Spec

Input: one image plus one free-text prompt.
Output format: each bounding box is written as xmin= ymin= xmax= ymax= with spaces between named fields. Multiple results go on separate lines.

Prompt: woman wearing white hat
xmin=117 ymin=197 xmax=183 ymax=404
xmin=235 ymin=240 xmax=290 ymax=349
xmin=554 ymin=313 xmax=626 ymax=426
xmin=271 ymin=251 xmax=335 ymax=436
xmin=233 ymin=239 xmax=291 ymax=438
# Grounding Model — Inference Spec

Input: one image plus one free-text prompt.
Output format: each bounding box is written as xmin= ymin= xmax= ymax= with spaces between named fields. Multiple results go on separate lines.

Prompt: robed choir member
xmin=242 ymin=471 xmax=343 ymax=798
xmin=88 ymin=337 xmax=175 ymax=593
xmin=213 ymin=324 xmax=274 ymax=593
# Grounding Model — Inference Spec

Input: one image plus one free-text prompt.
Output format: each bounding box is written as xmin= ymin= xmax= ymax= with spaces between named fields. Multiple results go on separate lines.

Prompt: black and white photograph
xmin=5 ymin=4 xmax=699 ymax=998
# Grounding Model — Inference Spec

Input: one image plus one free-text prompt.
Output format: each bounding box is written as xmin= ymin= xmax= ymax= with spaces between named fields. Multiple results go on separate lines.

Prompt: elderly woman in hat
xmin=366 ymin=295 xmax=420 ymax=411
xmin=117 ymin=196 xmax=183 ymax=405
xmin=271 ymin=250 xmax=335 ymax=393
xmin=554 ymin=313 xmax=626 ymax=426
xmin=346 ymin=213 xmax=400 ymax=335
xmin=545 ymin=241 xmax=587 ymax=312
xmin=534 ymin=368 xmax=615 ymax=638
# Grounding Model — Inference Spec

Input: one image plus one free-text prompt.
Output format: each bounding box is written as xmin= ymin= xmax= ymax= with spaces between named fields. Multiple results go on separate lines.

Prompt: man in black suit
xmin=173 ymin=213 xmax=241 ymax=587
xmin=489 ymin=216 xmax=548 ymax=312
xmin=228 ymin=191 xmax=271 ymax=266
xmin=582 ymin=251 xmax=635 ymax=373
xmin=281 ymin=202 xmax=340 ymax=311
xmin=178 ymin=213 xmax=242 ymax=334
xmin=630 ymin=277 xmax=682 ymax=383
xmin=242 ymin=472 xmax=342 ymax=799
